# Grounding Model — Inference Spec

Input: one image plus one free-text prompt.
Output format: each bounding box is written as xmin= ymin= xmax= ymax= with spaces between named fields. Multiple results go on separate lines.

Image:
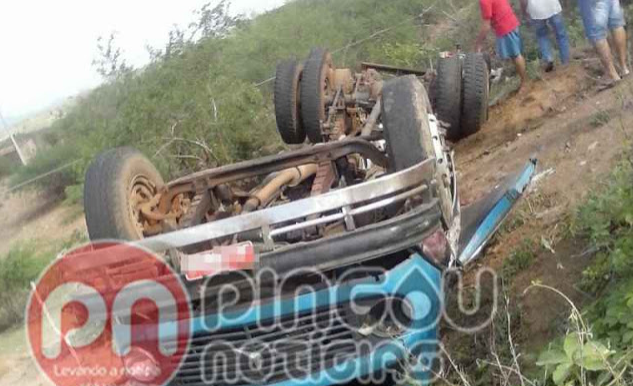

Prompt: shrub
xmin=0 ymin=232 xmax=88 ymax=332
xmin=0 ymin=243 xmax=51 ymax=332
xmin=9 ymin=142 xmax=78 ymax=197
xmin=502 ymin=238 xmax=539 ymax=280
xmin=0 ymin=157 xmax=15 ymax=179
xmin=575 ymin=162 xmax=633 ymax=293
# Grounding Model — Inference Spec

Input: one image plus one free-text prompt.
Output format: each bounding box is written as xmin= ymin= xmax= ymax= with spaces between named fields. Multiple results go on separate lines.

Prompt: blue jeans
xmin=578 ymin=0 xmax=626 ymax=43
xmin=533 ymin=13 xmax=570 ymax=65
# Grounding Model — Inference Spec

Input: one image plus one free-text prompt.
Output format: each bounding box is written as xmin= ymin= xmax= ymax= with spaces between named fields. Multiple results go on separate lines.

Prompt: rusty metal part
xmin=334 ymin=69 xmax=354 ymax=94
xmin=243 ymin=164 xmax=318 ymax=213
xmin=136 ymin=158 xmax=437 ymax=253
xmin=167 ymin=138 xmax=386 ymax=187
xmin=361 ymin=62 xmax=428 ymax=77
xmin=178 ymin=179 xmax=215 ymax=229
xmin=311 ymin=162 xmax=337 ymax=196
xmin=324 ymin=85 xmax=345 ymax=139
xmin=154 ymin=139 xmax=386 ymax=217
xmin=157 ymin=184 xmax=194 ymax=217
xmin=129 ymin=176 xmax=159 ymax=238
xmin=361 ymin=99 xmax=382 ymax=137
xmin=365 ymin=69 xmax=383 ymax=100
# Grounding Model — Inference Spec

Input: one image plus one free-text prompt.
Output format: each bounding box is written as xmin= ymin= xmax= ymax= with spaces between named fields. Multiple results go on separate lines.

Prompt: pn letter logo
xmin=26 ymin=242 xmax=191 ymax=386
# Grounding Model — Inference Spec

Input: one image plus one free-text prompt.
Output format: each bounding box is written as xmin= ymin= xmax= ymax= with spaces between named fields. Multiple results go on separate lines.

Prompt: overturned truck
xmin=80 ymin=48 xmax=532 ymax=386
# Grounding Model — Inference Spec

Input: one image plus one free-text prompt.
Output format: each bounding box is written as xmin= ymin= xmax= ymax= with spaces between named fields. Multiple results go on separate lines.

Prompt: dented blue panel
xmin=458 ymin=159 xmax=537 ymax=265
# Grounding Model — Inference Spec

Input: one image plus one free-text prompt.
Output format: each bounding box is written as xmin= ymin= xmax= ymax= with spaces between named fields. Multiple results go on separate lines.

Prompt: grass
xmin=502 ymin=238 xmax=539 ymax=280
xmin=0 ymin=232 xmax=87 ymax=333
xmin=589 ymin=110 xmax=613 ymax=128
xmin=0 ymin=244 xmax=50 ymax=332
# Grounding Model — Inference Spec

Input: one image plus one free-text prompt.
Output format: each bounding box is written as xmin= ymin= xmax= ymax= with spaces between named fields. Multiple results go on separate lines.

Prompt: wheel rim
xmin=320 ymin=60 xmax=335 ymax=130
xmin=302 ymin=49 xmax=336 ymax=143
xmin=128 ymin=175 xmax=157 ymax=239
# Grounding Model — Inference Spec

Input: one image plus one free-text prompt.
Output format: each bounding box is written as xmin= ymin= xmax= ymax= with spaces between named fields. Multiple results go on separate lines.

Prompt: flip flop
xmin=597 ymin=78 xmax=620 ymax=91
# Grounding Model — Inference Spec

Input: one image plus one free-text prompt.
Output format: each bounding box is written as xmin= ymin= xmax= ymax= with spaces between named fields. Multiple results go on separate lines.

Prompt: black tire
xmin=382 ymin=75 xmax=453 ymax=224
xmin=274 ymin=60 xmax=306 ymax=144
xmin=381 ymin=75 xmax=435 ymax=173
xmin=434 ymin=56 xmax=463 ymax=141
xmin=84 ymin=147 xmax=164 ymax=242
xmin=461 ymin=53 xmax=489 ymax=136
xmin=300 ymin=48 xmax=334 ymax=143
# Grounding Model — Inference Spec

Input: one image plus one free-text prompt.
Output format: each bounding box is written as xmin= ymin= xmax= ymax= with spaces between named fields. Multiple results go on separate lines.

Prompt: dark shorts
xmin=496 ymin=28 xmax=523 ymax=59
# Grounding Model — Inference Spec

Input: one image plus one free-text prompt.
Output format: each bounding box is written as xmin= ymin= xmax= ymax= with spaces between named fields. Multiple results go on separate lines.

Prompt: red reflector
xmin=421 ymin=230 xmax=450 ymax=267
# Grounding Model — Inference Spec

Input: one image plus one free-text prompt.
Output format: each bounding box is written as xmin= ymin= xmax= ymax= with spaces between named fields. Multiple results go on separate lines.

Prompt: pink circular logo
xmin=26 ymin=242 xmax=191 ymax=386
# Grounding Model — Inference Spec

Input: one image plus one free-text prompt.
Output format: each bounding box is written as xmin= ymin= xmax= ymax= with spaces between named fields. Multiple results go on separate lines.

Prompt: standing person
xmin=475 ymin=0 xmax=528 ymax=90
xmin=578 ymin=0 xmax=630 ymax=82
xmin=520 ymin=0 xmax=570 ymax=71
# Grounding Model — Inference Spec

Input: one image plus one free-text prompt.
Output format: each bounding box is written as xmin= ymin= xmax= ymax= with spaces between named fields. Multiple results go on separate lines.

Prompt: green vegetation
xmin=590 ymin=110 xmax=614 ymax=128
xmin=502 ymin=238 xmax=539 ymax=280
xmin=0 ymin=244 xmax=51 ymax=331
xmin=534 ymin=162 xmax=633 ymax=386
xmin=441 ymin=161 xmax=633 ymax=386
xmin=0 ymin=231 xmax=87 ymax=332
xmin=0 ymin=157 xmax=15 ymax=179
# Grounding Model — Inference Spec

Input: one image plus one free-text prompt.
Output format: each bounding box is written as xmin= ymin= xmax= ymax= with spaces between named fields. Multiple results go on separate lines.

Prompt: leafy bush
xmin=0 ymin=244 xmax=51 ymax=332
xmin=502 ymin=238 xmax=539 ymax=279
xmin=574 ymin=162 xmax=633 ymax=293
xmin=537 ymin=333 xmax=621 ymax=386
xmin=586 ymin=279 xmax=633 ymax=350
xmin=0 ymin=157 xmax=15 ymax=179
xmin=535 ymin=162 xmax=633 ymax=385
xmin=10 ymin=142 xmax=77 ymax=197
xmin=0 ymin=232 xmax=88 ymax=332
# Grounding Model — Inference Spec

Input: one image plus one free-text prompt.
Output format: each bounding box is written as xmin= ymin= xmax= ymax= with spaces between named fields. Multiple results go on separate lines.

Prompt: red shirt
xmin=479 ymin=0 xmax=520 ymax=37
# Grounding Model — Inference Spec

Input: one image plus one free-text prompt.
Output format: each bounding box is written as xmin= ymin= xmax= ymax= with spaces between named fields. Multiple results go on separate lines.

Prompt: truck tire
xmin=434 ymin=56 xmax=463 ymax=141
xmin=381 ymin=75 xmax=435 ymax=173
xmin=301 ymin=48 xmax=334 ymax=143
xmin=84 ymin=147 xmax=164 ymax=241
xmin=461 ymin=53 xmax=489 ymax=136
xmin=274 ymin=60 xmax=306 ymax=144
xmin=382 ymin=75 xmax=453 ymax=224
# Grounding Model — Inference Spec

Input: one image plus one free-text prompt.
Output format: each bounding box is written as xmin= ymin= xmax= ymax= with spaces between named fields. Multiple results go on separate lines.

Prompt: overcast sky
xmin=0 ymin=0 xmax=286 ymax=121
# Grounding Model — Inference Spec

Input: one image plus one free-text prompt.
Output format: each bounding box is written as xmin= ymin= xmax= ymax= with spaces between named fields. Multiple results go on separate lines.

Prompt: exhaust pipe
xmin=243 ymin=164 xmax=318 ymax=212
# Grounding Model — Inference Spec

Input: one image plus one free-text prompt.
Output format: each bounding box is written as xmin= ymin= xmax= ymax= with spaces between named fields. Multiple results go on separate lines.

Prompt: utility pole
xmin=0 ymin=106 xmax=8 ymax=131
xmin=0 ymin=105 xmax=27 ymax=165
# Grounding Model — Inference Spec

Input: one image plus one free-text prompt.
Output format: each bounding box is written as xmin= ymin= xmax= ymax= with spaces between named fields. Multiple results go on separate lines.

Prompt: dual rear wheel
xmin=434 ymin=53 xmax=489 ymax=141
xmin=274 ymin=48 xmax=334 ymax=145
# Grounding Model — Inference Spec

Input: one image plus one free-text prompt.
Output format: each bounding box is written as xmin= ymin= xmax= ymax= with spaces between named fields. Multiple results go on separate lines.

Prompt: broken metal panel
xmin=457 ymin=159 xmax=537 ymax=266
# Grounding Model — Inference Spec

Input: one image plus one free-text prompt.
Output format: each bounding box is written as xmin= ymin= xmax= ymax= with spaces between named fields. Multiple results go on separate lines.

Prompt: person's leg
xmin=503 ymin=28 xmax=528 ymax=89
xmin=534 ymin=18 xmax=554 ymax=65
xmin=607 ymin=0 xmax=629 ymax=75
xmin=611 ymin=27 xmax=629 ymax=75
xmin=595 ymin=39 xmax=621 ymax=80
xmin=550 ymin=13 xmax=571 ymax=65
xmin=498 ymin=29 xmax=527 ymax=90
xmin=586 ymin=0 xmax=621 ymax=80
xmin=514 ymin=55 xmax=528 ymax=88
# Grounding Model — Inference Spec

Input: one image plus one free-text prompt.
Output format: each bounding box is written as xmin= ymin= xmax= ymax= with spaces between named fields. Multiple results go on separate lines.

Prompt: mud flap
xmin=457 ymin=159 xmax=537 ymax=266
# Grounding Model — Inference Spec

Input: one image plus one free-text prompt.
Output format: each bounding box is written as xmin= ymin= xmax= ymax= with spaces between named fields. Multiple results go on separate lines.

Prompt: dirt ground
xmin=0 ymin=57 xmax=632 ymax=386
xmin=443 ymin=57 xmax=633 ymax=375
